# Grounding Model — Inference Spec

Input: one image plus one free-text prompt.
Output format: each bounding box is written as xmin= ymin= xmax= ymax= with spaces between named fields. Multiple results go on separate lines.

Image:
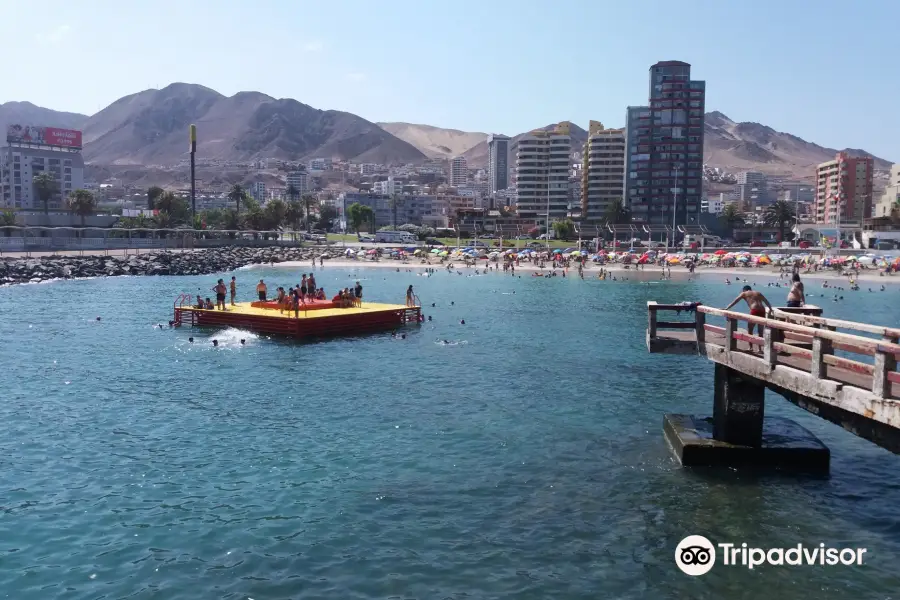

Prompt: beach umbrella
xmin=345 ymin=249 xmax=354 ymax=256
xmin=714 ymin=249 xmax=727 ymax=255
xmin=439 ymin=251 xmax=449 ymax=256
xmin=430 ymin=248 xmax=441 ymax=253
xmin=356 ymin=250 xmax=366 ymax=257
xmin=367 ymin=249 xmax=377 ymax=254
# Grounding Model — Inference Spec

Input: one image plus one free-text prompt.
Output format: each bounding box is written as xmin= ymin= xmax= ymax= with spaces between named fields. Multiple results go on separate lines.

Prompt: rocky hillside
xmin=703 ymin=111 xmax=891 ymax=177
xmin=79 ymin=83 xmax=426 ymax=165
xmin=459 ymin=122 xmax=589 ymax=167
xmin=0 ymin=101 xmax=88 ymax=134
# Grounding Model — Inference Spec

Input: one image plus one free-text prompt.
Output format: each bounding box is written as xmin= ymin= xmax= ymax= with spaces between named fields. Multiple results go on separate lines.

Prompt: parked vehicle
xmin=749 ymin=240 xmax=766 ymax=247
xmin=375 ymin=230 xmax=417 ymax=244
xmin=798 ymin=240 xmax=811 ymax=249
xmin=424 ymin=238 xmax=444 ymax=246
xmin=358 ymin=235 xmax=375 ymax=243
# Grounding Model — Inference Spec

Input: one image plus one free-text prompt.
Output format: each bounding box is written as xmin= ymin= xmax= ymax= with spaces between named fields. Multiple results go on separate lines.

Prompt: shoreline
xmin=1 ymin=246 xmax=898 ymax=287
xmin=269 ymin=258 xmax=900 ymax=286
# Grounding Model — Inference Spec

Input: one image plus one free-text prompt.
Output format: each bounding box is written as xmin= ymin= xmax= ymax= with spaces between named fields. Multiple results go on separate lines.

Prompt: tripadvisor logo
xmin=675 ymin=535 xmax=867 ymax=576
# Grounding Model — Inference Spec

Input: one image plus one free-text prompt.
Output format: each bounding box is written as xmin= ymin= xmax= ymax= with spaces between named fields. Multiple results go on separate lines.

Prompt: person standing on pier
xmin=724 ymin=285 xmax=774 ymax=344
xmin=786 ymin=274 xmax=805 ymax=307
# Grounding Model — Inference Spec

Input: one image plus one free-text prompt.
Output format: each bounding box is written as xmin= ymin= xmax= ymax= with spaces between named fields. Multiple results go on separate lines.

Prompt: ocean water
xmin=1 ymin=266 xmax=899 ymax=599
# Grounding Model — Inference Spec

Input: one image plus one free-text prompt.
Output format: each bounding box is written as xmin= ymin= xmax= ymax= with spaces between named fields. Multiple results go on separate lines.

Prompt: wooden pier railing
xmin=647 ymin=301 xmax=900 ymax=401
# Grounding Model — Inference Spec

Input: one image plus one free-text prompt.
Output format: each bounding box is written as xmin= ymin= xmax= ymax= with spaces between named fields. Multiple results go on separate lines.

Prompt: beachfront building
xmin=373 ymin=177 xmax=404 ymax=196
xmin=0 ymin=126 xmax=85 ymax=209
xmin=624 ymin=61 xmax=706 ymax=226
xmin=814 ymin=152 xmax=874 ymax=224
xmin=487 ymin=134 xmax=510 ymax=195
xmin=513 ymin=122 xmax=571 ymax=223
xmin=449 ymin=156 xmax=468 ymax=187
xmin=338 ymin=193 xmax=476 ymax=230
xmin=580 ymin=121 xmax=625 ymax=223
xmin=873 ymin=163 xmax=900 ymax=219
xmin=285 ymin=171 xmax=309 ymax=195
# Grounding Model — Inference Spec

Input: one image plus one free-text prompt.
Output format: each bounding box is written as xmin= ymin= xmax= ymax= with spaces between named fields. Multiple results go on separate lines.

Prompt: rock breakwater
xmin=0 ymin=246 xmax=345 ymax=286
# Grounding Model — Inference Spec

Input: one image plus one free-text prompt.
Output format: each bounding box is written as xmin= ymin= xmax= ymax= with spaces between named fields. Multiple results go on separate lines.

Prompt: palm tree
xmin=0 ymin=210 xmax=17 ymax=237
xmin=264 ymin=198 xmax=287 ymax=231
xmin=154 ymin=190 xmax=178 ymax=214
xmin=286 ymin=184 xmax=299 ymax=204
xmin=66 ymin=189 xmax=97 ymax=231
xmin=33 ymin=172 xmax=58 ymax=219
xmin=228 ymin=184 xmax=246 ymax=215
xmin=719 ymin=203 xmax=745 ymax=239
xmin=301 ymin=193 xmax=315 ymax=232
xmin=604 ymin=198 xmax=631 ymax=225
xmin=763 ymin=200 xmax=797 ymax=242
xmin=285 ymin=200 xmax=303 ymax=234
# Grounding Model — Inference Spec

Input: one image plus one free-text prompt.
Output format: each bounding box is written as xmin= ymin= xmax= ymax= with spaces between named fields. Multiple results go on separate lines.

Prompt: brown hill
xmin=377 ymin=122 xmax=487 ymax=160
xmin=459 ymin=122 xmax=590 ymax=167
xmin=77 ymin=83 xmax=426 ymax=166
xmin=0 ymin=101 xmax=88 ymax=134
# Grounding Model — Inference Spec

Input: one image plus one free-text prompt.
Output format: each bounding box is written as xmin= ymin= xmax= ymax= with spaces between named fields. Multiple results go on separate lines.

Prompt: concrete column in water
xmin=713 ymin=364 xmax=765 ymax=447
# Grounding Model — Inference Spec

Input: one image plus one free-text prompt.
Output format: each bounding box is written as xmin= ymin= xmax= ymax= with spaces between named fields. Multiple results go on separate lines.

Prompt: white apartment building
xmin=1 ymin=145 xmax=85 ymax=209
xmin=513 ymin=123 xmax=571 ymax=220
xmin=286 ymin=171 xmax=309 ymax=196
xmin=450 ymin=156 xmax=468 ymax=187
xmin=580 ymin=121 xmax=625 ymax=221
xmin=373 ymin=177 xmax=404 ymax=196
xmin=359 ymin=163 xmax=377 ymax=175
xmin=701 ymin=193 xmax=728 ymax=214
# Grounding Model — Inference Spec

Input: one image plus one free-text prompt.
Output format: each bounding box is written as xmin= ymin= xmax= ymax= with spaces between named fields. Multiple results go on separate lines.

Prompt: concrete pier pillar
xmin=713 ymin=364 xmax=765 ymax=447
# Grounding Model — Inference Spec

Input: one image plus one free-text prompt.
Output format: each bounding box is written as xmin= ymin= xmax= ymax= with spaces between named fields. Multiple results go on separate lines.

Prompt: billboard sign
xmin=6 ymin=124 xmax=83 ymax=149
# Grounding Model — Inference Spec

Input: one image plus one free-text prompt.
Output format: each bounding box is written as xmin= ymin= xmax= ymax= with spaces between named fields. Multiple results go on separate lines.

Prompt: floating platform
xmin=663 ymin=414 xmax=831 ymax=474
xmin=174 ymin=294 xmax=421 ymax=338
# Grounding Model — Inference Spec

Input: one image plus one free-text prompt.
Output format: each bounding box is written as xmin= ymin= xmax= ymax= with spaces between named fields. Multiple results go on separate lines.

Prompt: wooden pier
xmin=647 ymin=302 xmax=900 ymax=471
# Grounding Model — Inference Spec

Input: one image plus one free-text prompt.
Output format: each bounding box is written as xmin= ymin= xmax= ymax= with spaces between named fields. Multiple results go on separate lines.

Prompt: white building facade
xmin=449 ymin=156 xmax=468 ymax=187
xmin=513 ymin=123 xmax=571 ymax=221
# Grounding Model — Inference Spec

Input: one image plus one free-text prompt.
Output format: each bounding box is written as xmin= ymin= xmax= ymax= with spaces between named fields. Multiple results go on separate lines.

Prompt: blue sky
xmin=4 ymin=0 xmax=898 ymax=161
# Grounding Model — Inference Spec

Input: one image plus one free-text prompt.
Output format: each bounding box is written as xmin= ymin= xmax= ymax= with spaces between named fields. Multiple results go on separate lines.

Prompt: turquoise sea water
xmin=1 ymin=266 xmax=900 ymax=599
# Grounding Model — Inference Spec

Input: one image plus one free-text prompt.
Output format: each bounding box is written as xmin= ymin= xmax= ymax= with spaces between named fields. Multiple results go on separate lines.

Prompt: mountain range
xmin=0 ymin=83 xmax=892 ymax=182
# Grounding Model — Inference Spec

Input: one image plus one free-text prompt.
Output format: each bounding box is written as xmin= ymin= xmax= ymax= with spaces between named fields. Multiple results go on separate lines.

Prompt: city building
xmin=814 ymin=152 xmax=874 ymax=224
xmin=513 ymin=122 xmax=571 ymax=222
xmin=308 ymin=158 xmax=332 ymax=171
xmin=359 ymin=164 xmax=376 ymax=175
xmin=624 ymin=60 xmax=706 ymax=225
xmin=449 ymin=156 xmax=468 ymax=187
xmin=373 ymin=177 xmax=404 ymax=196
xmin=580 ymin=121 xmax=625 ymax=222
xmin=285 ymin=171 xmax=309 ymax=196
xmin=249 ymin=181 xmax=267 ymax=203
xmin=1 ymin=125 xmax=85 ymax=209
xmin=873 ymin=163 xmax=900 ymax=219
xmin=487 ymin=134 xmax=510 ymax=194
xmin=701 ymin=193 xmax=728 ymax=214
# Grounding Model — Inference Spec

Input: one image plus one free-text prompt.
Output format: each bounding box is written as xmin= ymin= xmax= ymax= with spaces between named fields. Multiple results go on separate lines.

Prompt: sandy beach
xmin=267 ymin=257 xmax=900 ymax=286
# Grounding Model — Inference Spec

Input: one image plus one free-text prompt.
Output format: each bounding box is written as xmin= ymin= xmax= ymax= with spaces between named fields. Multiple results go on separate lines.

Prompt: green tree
xmin=0 ymin=210 xmax=17 ymax=237
xmin=347 ymin=202 xmax=366 ymax=233
xmin=66 ymin=189 xmax=97 ymax=229
xmin=154 ymin=191 xmax=191 ymax=224
xmin=719 ymin=203 xmax=746 ymax=238
xmin=604 ymin=198 xmax=631 ymax=225
xmin=243 ymin=195 xmax=261 ymax=214
xmin=552 ymin=219 xmax=576 ymax=240
xmin=228 ymin=184 xmax=246 ymax=214
xmin=33 ymin=172 xmax=58 ymax=218
xmin=763 ymin=200 xmax=797 ymax=242
xmin=222 ymin=209 xmax=241 ymax=235
xmin=243 ymin=207 xmax=266 ymax=232
xmin=316 ymin=205 xmax=338 ymax=230
xmin=147 ymin=186 xmax=164 ymax=211
xmin=302 ymin=193 xmax=315 ymax=232
xmin=359 ymin=205 xmax=374 ymax=233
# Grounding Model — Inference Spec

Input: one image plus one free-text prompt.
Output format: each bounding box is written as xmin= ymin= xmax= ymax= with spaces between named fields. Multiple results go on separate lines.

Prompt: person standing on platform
xmin=213 ymin=279 xmax=227 ymax=311
xmin=724 ymin=285 xmax=774 ymax=346
xmin=406 ymin=285 xmax=415 ymax=307
xmin=355 ymin=281 xmax=363 ymax=307
xmin=229 ymin=276 xmax=237 ymax=306
xmin=256 ymin=279 xmax=267 ymax=301
xmin=308 ymin=273 xmax=317 ymax=299
xmin=786 ymin=274 xmax=805 ymax=307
